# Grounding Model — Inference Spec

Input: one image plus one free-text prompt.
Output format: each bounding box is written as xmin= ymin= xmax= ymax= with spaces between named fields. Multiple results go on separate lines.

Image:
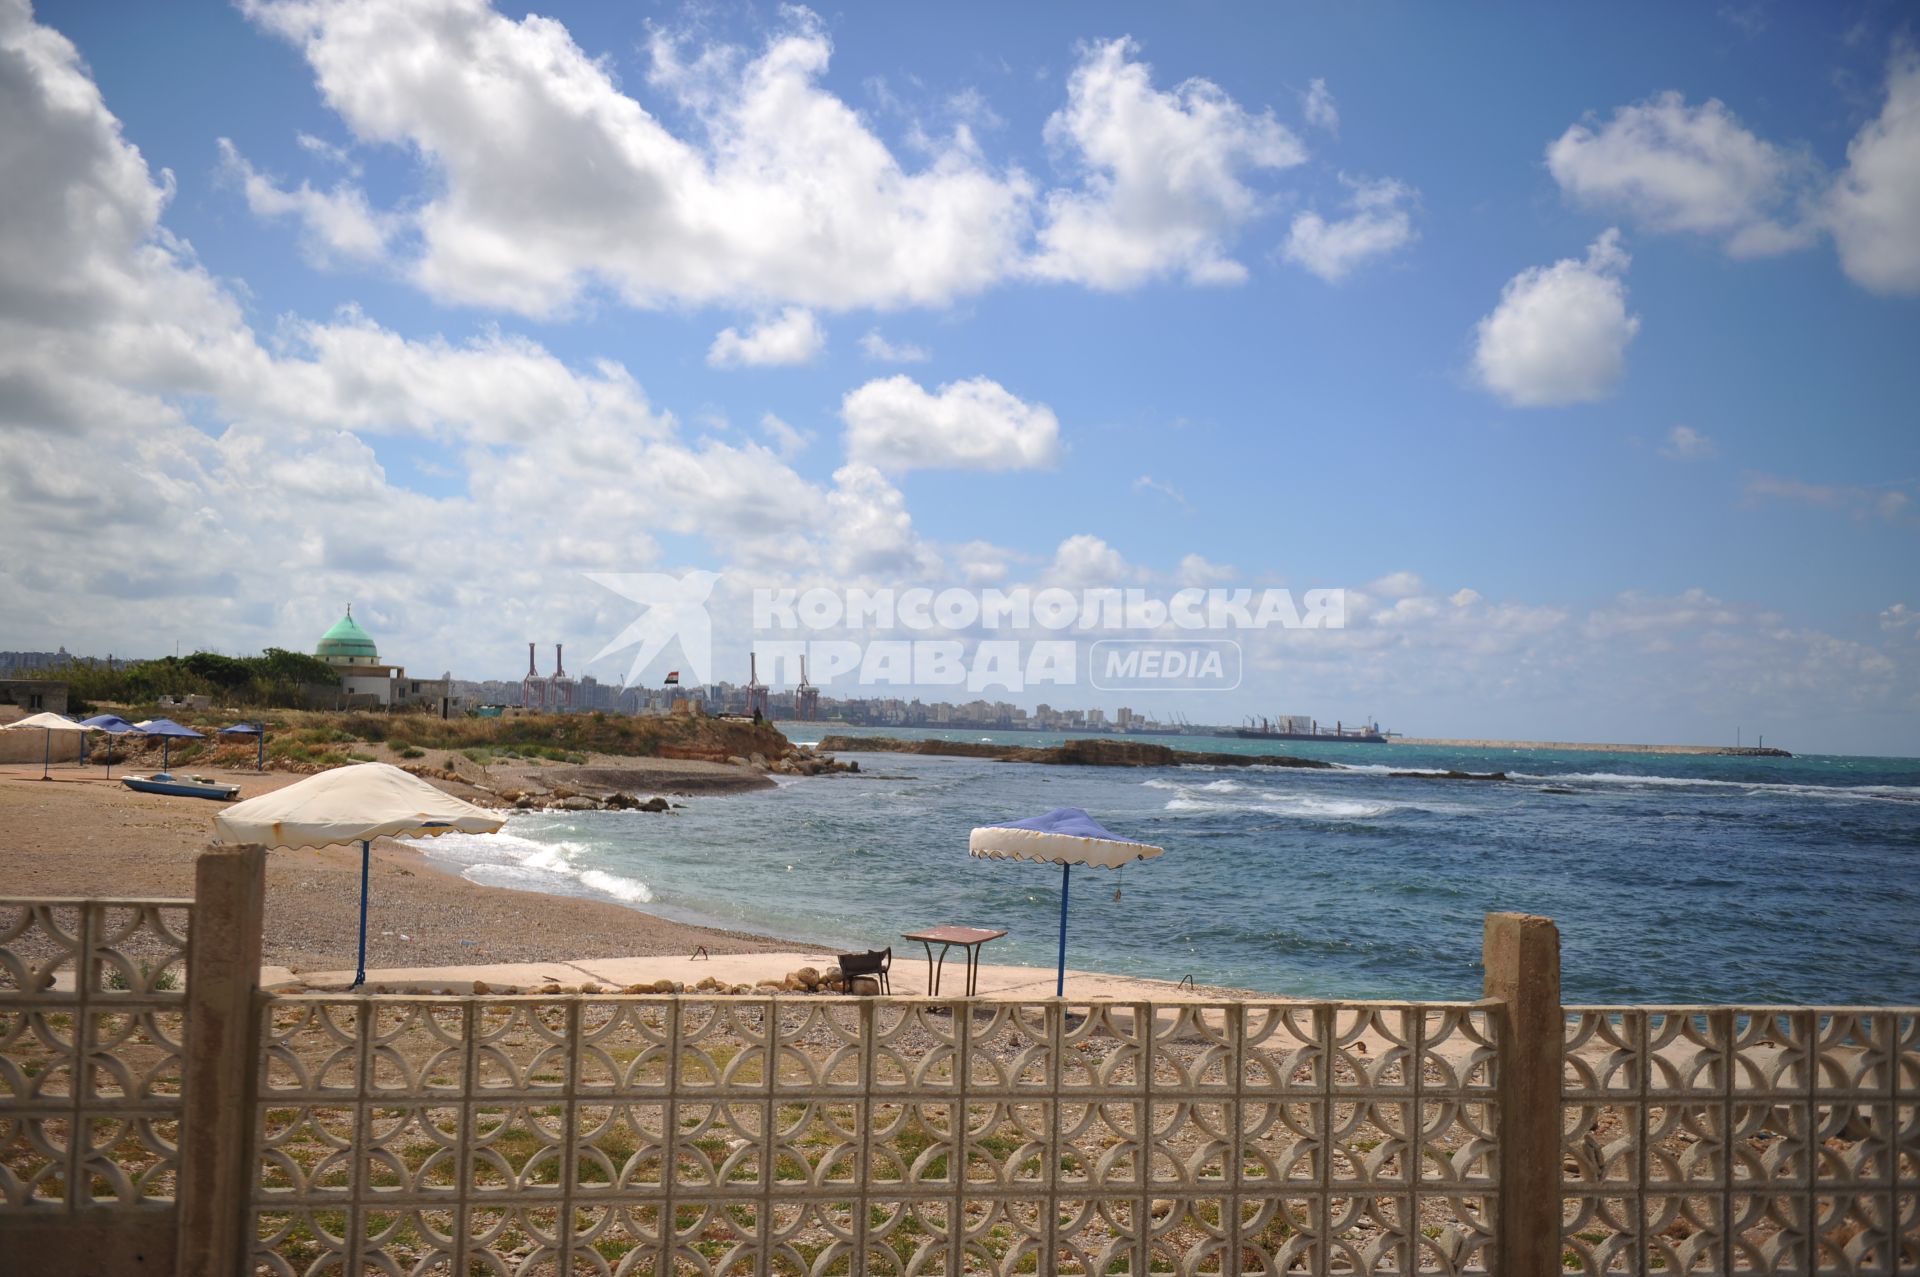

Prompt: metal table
xmin=901 ymin=926 xmax=1007 ymax=997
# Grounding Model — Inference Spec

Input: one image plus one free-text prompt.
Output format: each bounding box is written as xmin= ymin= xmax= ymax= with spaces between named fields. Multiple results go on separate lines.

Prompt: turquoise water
xmin=414 ymin=727 xmax=1920 ymax=1003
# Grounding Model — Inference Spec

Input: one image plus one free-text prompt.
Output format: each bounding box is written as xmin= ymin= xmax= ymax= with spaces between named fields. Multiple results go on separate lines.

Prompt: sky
xmin=1 ymin=0 xmax=1917 ymax=755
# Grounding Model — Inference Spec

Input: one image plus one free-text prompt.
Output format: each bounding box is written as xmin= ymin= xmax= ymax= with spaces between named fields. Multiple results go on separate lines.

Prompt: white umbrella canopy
xmin=969 ymin=807 xmax=1164 ymax=996
xmin=2 ymin=711 xmax=96 ymax=779
xmin=215 ymin=763 xmax=503 ymax=986
xmin=215 ymin=761 xmax=502 ymax=848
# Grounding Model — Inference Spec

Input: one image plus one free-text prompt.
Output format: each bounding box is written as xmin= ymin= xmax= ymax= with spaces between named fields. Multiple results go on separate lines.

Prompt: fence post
xmin=175 ymin=845 xmax=266 ymax=1277
xmin=1483 ymin=911 xmax=1563 ymax=1277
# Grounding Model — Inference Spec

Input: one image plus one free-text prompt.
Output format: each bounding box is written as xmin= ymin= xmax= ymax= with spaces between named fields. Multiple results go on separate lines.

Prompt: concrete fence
xmin=1 ymin=848 xmax=1915 ymax=1275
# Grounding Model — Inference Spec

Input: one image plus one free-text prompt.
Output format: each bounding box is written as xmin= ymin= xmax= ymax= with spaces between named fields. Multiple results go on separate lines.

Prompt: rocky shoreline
xmin=815 ymin=734 xmax=1336 ymax=769
xmin=471 ymin=742 xmax=860 ymax=812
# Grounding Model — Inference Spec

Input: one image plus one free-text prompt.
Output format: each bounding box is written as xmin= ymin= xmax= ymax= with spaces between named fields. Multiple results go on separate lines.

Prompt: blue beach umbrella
xmin=80 ymin=714 xmax=138 ymax=777
xmin=135 ymin=718 xmax=204 ymax=770
xmin=218 ymin=722 xmax=265 ymax=772
xmin=969 ymin=807 xmax=1165 ymax=997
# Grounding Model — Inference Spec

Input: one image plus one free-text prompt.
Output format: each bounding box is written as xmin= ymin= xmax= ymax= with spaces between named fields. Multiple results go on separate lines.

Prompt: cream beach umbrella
xmin=969 ymin=807 xmax=1164 ymax=997
xmin=215 ymin=762 xmax=503 ymax=987
xmin=2 ymin=711 xmax=95 ymax=780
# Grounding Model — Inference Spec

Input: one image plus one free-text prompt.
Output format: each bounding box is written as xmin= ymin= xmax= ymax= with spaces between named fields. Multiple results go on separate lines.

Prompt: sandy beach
xmin=0 ymin=758 xmax=828 ymax=975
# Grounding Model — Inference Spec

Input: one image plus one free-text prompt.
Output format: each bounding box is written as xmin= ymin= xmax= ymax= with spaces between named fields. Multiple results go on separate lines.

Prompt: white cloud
xmin=0 ymin=1 xmax=946 ymax=674
xmin=1031 ymin=37 xmax=1306 ymax=288
xmin=840 ymin=375 xmax=1059 ymax=472
xmin=1743 ymin=473 xmax=1913 ymax=522
xmin=823 ymin=462 xmax=938 ymax=577
xmin=1283 ymin=174 xmax=1418 ymax=282
xmin=706 ymin=308 xmax=826 ymax=368
xmin=217 ymin=138 xmax=393 ymax=262
xmin=1177 ymin=553 xmax=1236 ymax=585
xmin=241 ymin=1 xmax=1034 ymax=315
xmin=1825 ymin=50 xmax=1920 ymax=294
xmin=1659 ymin=424 xmax=1717 ymax=460
xmin=1369 ymin=571 xmax=1425 ymax=599
xmin=1547 ymin=91 xmax=1813 ymax=256
xmin=758 ymin=411 xmax=812 ymax=458
xmin=1131 ymin=474 xmax=1189 ymax=509
xmin=1473 ymin=229 xmax=1640 ymax=407
xmin=231 ymin=6 xmax=1356 ymax=312
xmin=1548 ymin=58 xmax=1920 ymax=293
xmin=295 ymin=131 xmax=357 ymax=169
xmin=859 ymin=330 xmax=930 ymax=363
xmin=1880 ymin=603 xmax=1920 ymax=635
xmin=954 ymin=540 xmax=1017 ymax=585
xmin=1049 ymin=533 xmax=1132 ymax=585
xmin=1301 ymin=78 xmax=1338 ymax=134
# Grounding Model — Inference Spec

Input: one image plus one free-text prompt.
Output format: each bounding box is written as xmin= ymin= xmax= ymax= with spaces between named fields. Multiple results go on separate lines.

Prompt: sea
xmin=408 ymin=726 xmax=1920 ymax=1005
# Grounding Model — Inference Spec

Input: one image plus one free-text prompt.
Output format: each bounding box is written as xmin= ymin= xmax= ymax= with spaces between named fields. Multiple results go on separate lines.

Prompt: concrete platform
xmin=273 ymin=950 xmax=1249 ymax=1002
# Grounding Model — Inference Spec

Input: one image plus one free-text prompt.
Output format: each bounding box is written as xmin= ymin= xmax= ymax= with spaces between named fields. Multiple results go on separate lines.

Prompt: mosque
xmin=314 ymin=606 xmax=459 ymax=715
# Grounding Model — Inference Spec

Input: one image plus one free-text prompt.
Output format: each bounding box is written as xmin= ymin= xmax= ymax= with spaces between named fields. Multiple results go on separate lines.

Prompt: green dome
xmin=316 ymin=607 xmax=378 ymax=664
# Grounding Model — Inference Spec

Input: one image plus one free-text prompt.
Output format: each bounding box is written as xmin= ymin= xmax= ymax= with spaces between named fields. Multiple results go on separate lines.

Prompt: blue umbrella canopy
xmin=969 ymin=807 xmax=1164 ymax=996
xmin=135 ymin=718 xmax=204 ymax=770
xmin=80 ymin=714 xmax=138 ymax=776
xmin=136 ymin=718 xmax=204 ymax=738
xmin=219 ymin=721 xmax=266 ymax=771
xmin=80 ymin=714 xmax=138 ymax=733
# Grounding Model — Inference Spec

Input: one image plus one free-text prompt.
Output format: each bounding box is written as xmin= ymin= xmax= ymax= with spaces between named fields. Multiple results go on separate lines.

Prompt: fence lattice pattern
xmin=1561 ymin=1007 xmax=1920 ymax=1275
xmin=0 ymin=897 xmax=192 ymax=1213
xmin=251 ymin=996 xmax=1499 ymax=1275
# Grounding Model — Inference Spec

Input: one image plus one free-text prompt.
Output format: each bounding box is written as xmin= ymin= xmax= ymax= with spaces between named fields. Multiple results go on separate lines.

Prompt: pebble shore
xmin=0 ymin=762 xmax=823 ymax=973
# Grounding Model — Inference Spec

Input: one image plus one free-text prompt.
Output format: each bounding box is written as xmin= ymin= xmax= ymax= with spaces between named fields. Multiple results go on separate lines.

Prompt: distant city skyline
xmin=1 ymin=2 xmax=1916 ymax=755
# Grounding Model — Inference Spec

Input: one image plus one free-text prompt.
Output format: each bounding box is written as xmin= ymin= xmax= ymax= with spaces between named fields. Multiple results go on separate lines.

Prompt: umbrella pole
xmin=353 ymin=839 xmax=370 ymax=990
xmin=41 ymin=730 xmax=50 ymax=781
xmin=257 ymin=730 xmax=264 ymax=772
xmin=163 ymin=739 xmax=170 ymax=771
xmin=1055 ymin=862 xmax=1071 ymax=997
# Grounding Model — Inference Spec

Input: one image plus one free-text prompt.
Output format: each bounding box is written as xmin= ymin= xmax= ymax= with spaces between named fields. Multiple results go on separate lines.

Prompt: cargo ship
xmin=1235 ymin=716 xmax=1388 ymax=744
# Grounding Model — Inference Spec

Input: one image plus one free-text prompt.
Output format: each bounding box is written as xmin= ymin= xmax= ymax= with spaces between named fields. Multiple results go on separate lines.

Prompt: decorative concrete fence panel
xmin=2 ymin=857 xmax=1917 ymax=1276
xmin=0 ymin=897 xmax=193 ymax=1269
xmin=1561 ymin=1007 xmax=1919 ymax=1276
xmin=246 ymin=994 xmax=1500 ymax=1275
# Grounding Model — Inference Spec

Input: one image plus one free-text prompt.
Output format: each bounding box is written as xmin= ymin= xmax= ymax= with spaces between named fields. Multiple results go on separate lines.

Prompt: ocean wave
xmin=405 ymin=827 xmax=655 ymax=909
xmin=1509 ymin=772 xmax=1920 ymax=802
xmin=1144 ymin=777 xmax=1246 ymax=793
xmin=578 ymin=868 xmax=655 ymax=903
xmin=1164 ymin=794 xmax=1399 ymax=819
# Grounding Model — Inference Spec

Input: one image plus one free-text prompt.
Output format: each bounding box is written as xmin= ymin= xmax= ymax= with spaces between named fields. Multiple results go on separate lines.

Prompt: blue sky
xmin=2 ymin=0 xmax=1917 ymax=754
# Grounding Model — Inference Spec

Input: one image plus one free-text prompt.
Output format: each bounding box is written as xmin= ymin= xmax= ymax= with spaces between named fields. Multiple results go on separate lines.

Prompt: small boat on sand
xmin=122 ymin=772 xmax=241 ymax=801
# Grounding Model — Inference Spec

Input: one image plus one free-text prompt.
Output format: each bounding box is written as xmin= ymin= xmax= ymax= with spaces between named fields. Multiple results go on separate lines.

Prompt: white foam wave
xmin=1163 ymin=794 xmax=1398 ymax=819
xmin=406 ymin=826 xmax=655 ymax=908
xmin=578 ymin=868 xmax=655 ymax=903
xmin=1509 ymin=772 xmax=1920 ymax=802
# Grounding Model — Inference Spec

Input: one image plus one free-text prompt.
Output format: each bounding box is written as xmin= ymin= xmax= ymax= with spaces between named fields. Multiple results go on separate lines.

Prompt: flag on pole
xmin=664 ymin=671 xmax=680 ymax=685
